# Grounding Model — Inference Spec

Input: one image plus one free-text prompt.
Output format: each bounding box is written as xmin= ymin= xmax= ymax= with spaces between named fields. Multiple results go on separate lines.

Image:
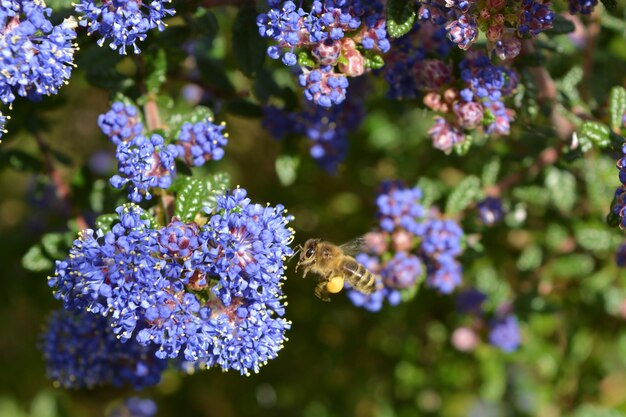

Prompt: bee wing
xmin=339 ymin=237 xmax=368 ymax=256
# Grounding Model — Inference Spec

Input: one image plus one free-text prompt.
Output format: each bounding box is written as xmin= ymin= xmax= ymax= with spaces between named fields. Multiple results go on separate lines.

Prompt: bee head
xmin=301 ymin=239 xmax=320 ymax=262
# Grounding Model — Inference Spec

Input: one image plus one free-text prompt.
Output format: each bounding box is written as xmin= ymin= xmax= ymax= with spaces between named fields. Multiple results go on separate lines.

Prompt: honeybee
xmin=295 ymin=238 xmax=379 ymax=302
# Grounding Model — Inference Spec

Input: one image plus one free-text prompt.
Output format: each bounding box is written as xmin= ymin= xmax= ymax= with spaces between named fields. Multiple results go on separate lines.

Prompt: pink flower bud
xmin=452 ymin=327 xmax=479 ymax=352
xmin=365 ymin=231 xmax=388 ymax=255
xmin=339 ymin=38 xmax=365 ymax=77
xmin=392 ymin=229 xmax=413 ymax=252
xmin=454 ymin=101 xmax=485 ymax=129
xmin=487 ymin=24 xmax=504 ymax=42
xmin=414 ymin=59 xmax=452 ymax=90
xmin=423 ymin=92 xmax=443 ymax=111
xmin=312 ymin=40 xmax=342 ymax=66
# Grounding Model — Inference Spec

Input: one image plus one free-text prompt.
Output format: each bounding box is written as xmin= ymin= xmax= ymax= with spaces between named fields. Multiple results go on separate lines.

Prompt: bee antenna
xmin=288 ymin=245 xmax=302 ymax=263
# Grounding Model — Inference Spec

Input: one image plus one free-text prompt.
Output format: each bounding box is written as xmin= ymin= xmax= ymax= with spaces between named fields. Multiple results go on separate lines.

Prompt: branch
xmin=33 ymin=132 xmax=89 ymax=231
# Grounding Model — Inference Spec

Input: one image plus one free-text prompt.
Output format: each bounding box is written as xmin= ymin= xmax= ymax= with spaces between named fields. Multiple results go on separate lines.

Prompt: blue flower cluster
xmin=568 ymin=0 xmax=598 ymax=14
xmin=257 ymin=0 xmax=389 ymax=107
xmin=0 ymin=0 xmax=77 ymax=108
xmin=99 ymin=102 xmax=228 ymax=202
xmin=477 ymin=196 xmax=504 ymax=226
xmin=75 ymin=0 xmax=175 ymax=54
xmin=177 ymin=118 xmax=228 ymax=166
xmin=41 ymin=309 xmax=166 ymax=389
xmin=615 ymin=243 xmax=626 ymax=268
xmin=0 ymin=112 xmax=7 ymax=140
xmin=346 ymin=181 xmax=465 ymax=311
xmin=49 ymin=189 xmax=295 ymax=375
xmin=488 ymin=314 xmax=521 ymax=352
xmin=613 ymin=144 xmax=626 ymax=229
xmin=108 ymin=398 xmax=158 ymax=417
xmin=262 ymin=82 xmax=366 ymax=172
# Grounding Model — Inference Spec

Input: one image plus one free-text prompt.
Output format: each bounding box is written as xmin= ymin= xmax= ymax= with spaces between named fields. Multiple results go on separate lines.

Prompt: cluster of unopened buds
xmin=453 ymin=289 xmax=521 ymax=353
xmin=345 ymin=181 xmax=465 ymax=311
xmin=257 ymin=0 xmax=389 ymax=107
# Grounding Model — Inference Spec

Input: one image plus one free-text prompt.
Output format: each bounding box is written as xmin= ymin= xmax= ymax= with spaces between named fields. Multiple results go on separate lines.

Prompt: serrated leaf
xmin=96 ymin=213 xmax=118 ymax=234
xmin=548 ymin=14 xmax=576 ymax=34
xmin=363 ymin=51 xmax=384 ymax=69
xmin=232 ymin=6 xmax=267 ymax=77
xmin=145 ymin=48 xmax=167 ymax=94
xmin=581 ymin=121 xmax=611 ymax=148
xmin=481 ymin=157 xmax=501 ymax=186
xmin=416 ymin=177 xmax=443 ymax=207
xmin=276 ymin=155 xmax=299 ymax=186
xmin=175 ymin=178 xmax=208 ymax=221
xmin=22 ymin=245 xmax=54 ymax=272
xmin=513 ymin=185 xmax=550 ymax=206
xmin=545 ymin=167 xmax=577 ymax=212
xmin=610 ymin=86 xmax=626 ymax=132
xmin=445 ymin=175 xmax=481 ymax=215
xmin=386 ymin=0 xmax=416 ymax=38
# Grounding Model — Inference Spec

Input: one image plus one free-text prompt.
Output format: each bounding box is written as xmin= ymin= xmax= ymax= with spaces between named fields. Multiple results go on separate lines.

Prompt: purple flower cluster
xmin=615 ymin=243 xmax=626 ymax=268
xmin=613 ymin=144 xmax=626 ymax=229
xmin=0 ymin=0 xmax=77 ymax=107
xmin=262 ymin=83 xmax=366 ymax=172
xmin=568 ymin=0 xmax=598 ymax=14
xmin=346 ymin=182 xmax=465 ymax=311
xmin=75 ymin=0 xmax=175 ymax=54
xmin=488 ymin=314 xmax=521 ymax=352
xmin=257 ymin=0 xmax=389 ymax=107
xmin=40 ymin=309 xmax=166 ymax=389
xmin=417 ymin=0 xmax=554 ymax=59
xmin=477 ymin=196 xmax=504 ymax=225
xmin=108 ymin=398 xmax=158 ymax=417
xmin=98 ymin=102 xmax=228 ymax=202
xmin=49 ymin=189 xmax=295 ymax=376
xmin=423 ymin=52 xmax=518 ymax=153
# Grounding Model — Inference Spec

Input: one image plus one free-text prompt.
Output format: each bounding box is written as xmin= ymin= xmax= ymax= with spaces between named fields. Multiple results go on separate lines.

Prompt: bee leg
xmin=314 ymin=281 xmax=331 ymax=302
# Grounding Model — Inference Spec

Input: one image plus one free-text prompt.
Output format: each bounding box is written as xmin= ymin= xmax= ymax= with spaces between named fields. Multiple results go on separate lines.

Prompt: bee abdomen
xmin=342 ymin=258 xmax=377 ymax=294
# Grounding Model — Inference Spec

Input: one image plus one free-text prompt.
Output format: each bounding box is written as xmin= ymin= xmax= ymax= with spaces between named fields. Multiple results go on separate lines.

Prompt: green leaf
xmin=517 ymin=244 xmax=543 ymax=271
xmin=22 ymin=245 xmax=53 ymax=272
xmin=297 ymin=51 xmax=316 ymax=68
xmin=601 ymin=0 xmax=617 ymax=12
xmin=169 ymin=106 xmax=214 ymax=135
xmin=580 ymin=121 xmax=611 ymax=148
xmin=275 ymin=155 xmax=300 ymax=186
xmin=545 ymin=167 xmax=577 ymax=212
xmin=145 ymin=48 xmax=167 ymax=94
xmin=548 ymin=14 xmax=576 ymax=35
xmin=363 ymin=51 xmax=384 ymax=69
xmin=610 ymin=86 xmax=626 ymax=132
xmin=453 ymin=135 xmax=472 ymax=156
xmin=574 ymin=224 xmax=618 ymax=253
xmin=416 ymin=177 xmax=443 ymax=207
xmin=41 ymin=233 xmax=72 ymax=260
xmin=232 ymin=6 xmax=267 ymax=77
xmin=507 ymin=187 xmax=530 ymax=214
xmin=549 ymin=254 xmax=594 ymax=279
xmin=386 ymin=0 xmax=416 ymax=38
xmin=96 ymin=213 xmax=118 ymax=234
xmin=202 ymin=172 xmax=231 ymax=212
xmin=445 ymin=175 xmax=481 ymax=215
xmin=481 ymin=157 xmax=501 ymax=186
xmin=175 ymin=178 xmax=208 ymax=221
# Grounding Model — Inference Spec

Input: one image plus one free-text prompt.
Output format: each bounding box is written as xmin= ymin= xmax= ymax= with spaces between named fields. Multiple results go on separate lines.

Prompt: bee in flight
xmin=295 ymin=238 xmax=379 ymax=302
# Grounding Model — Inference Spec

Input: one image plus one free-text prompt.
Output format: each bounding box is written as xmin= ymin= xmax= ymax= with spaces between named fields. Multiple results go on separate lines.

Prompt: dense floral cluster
xmin=452 ymin=289 xmax=521 ymax=352
xmin=417 ymin=0 xmax=554 ymax=59
xmin=49 ymin=189 xmax=295 ymax=375
xmin=0 ymin=112 xmax=7 ymax=140
xmin=346 ymin=181 xmax=465 ymax=311
xmin=40 ymin=309 xmax=166 ymax=389
xmin=0 ymin=0 xmax=77 ymax=110
xmin=108 ymin=398 xmax=158 ymax=417
xmin=262 ymin=83 xmax=366 ymax=172
xmin=257 ymin=0 xmax=389 ymax=107
xmin=75 ymin=0 xmax=175 ymax=54
xmin=98 ymin=102 xmax=228 ymax=202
